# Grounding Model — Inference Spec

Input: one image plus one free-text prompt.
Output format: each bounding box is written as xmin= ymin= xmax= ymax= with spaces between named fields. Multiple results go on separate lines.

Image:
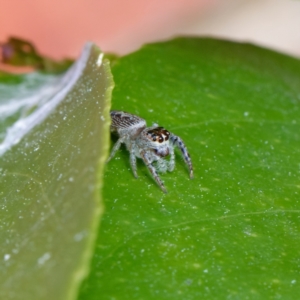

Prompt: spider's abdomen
xmin=110 ymin=110 xmax=146 ymax=137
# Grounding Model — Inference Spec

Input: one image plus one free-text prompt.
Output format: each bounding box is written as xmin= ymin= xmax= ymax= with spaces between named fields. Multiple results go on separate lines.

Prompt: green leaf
xmin=79 ymin=38 xmax=300 ymax=299
xmin=0 ymin=44 xmax=113 ymax=300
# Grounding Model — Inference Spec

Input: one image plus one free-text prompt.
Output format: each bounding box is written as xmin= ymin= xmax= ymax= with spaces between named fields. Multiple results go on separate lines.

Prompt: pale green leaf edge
xmin=67 ymin=57 xmax=114 ymax=300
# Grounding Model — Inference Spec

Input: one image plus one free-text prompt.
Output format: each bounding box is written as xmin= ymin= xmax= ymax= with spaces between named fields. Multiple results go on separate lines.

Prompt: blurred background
xmin=0 ymin=0 xmax=300 ymax=59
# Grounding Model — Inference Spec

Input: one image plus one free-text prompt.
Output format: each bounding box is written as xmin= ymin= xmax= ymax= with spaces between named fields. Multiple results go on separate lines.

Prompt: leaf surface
xmin=0 ymin=44 xmax=113 ymax=300
xmin=79 ymin=38 xmax=300 ymax=299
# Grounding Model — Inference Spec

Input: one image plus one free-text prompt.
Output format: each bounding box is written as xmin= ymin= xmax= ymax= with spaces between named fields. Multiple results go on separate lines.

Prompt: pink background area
xmin=1 ymin=0 xmax=300 ymax=61
xmin=0 ymin=0 xmax=213 ymax=58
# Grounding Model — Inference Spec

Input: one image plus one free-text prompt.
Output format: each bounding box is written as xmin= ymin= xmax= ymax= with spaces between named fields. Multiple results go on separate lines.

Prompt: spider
xmin=107 ymin=110 xmax=194 ymax=193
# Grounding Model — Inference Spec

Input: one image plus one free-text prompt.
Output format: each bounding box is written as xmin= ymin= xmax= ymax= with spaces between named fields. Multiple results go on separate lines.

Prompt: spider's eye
xmin=147 ymin=127 xmax=170 ymax=143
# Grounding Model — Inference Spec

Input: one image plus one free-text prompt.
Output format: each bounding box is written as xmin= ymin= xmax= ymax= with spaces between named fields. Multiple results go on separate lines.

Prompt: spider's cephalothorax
xmin=108 ymin=110 xmax=193 ymax=193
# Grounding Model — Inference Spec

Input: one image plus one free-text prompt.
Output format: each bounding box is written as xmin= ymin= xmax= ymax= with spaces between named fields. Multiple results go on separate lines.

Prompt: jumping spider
xmin=107 ymin=110 xmax=194 ymax=193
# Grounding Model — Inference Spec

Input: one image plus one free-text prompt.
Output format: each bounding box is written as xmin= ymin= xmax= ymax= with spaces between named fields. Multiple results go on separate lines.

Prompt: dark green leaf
xmin=79 ymin=38 xmax=300 ymax=299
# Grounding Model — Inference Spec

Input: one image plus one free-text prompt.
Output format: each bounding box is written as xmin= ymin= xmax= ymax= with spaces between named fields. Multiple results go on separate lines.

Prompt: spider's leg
xmin=129 ymin=146 xmax=138 ymax=178
xmin=107 ymin=136 xmax=125 ymax=163
xmin=170 ymin=134 xmax=194 ymax=179
xmin=140 ymin=150 xmax=167 ymax=193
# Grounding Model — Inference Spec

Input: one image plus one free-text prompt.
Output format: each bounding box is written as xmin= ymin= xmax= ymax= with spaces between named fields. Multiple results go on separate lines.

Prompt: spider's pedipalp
xmin=168 ymin=145 xmax=175 ymax=172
